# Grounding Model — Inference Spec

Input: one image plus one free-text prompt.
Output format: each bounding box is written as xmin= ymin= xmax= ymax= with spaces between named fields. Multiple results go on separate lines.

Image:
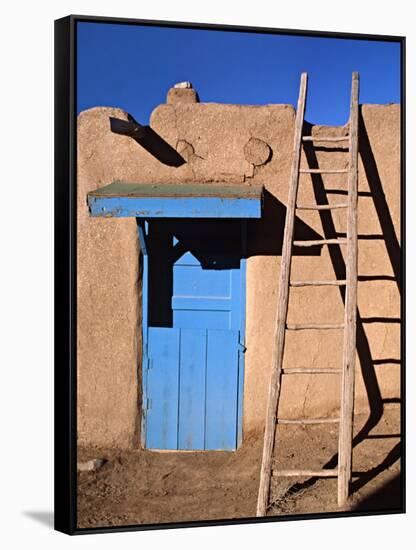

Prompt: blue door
xmin=142 ymin=220 xmax=246 ymax=450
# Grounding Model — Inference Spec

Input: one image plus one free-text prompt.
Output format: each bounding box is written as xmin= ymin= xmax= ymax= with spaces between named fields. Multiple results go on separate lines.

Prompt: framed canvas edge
xmin=54 ymin=14 xmax=77 ymax=535
xmin=54 ymin=13 xmax=406 ymax=535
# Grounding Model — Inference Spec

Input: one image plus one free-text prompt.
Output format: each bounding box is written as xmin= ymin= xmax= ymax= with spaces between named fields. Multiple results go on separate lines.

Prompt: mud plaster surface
xmin=77 ymin=407 xmax=401 ymax=528
xmin=77 ymin=99 xmax=401 ymax=448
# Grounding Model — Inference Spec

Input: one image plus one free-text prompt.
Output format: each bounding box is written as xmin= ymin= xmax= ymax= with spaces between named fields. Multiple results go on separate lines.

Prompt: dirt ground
xmin=77 ymin=407 xmax=401 ymax=528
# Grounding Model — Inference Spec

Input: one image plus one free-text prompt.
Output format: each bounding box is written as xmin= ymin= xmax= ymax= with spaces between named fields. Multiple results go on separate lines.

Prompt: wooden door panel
xmin=173 ymin=309 xmax=231 ymax=330
xmin=178 ymin=329 xmax=207 ymax=450
xmin=147 ymin=328 xmax=240 ymax=450
xmin=205 ymin=330 xmax=240 ymax=450
xmin=146 ymin=328 xmax=180 ymax=450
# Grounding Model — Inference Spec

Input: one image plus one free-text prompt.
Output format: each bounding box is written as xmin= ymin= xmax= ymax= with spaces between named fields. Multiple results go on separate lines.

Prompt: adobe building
xmin=76 ymin=83 xmax=401 ymax=450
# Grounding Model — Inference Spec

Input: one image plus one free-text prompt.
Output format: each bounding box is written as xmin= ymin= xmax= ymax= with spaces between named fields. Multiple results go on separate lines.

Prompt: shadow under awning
xmin=87 ymin=182 xmax=264 ymax=219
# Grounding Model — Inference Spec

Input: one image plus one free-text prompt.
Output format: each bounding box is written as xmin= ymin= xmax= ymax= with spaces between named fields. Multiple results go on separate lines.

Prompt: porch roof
xmin=87 ymin=182 xmax=264 ymax=219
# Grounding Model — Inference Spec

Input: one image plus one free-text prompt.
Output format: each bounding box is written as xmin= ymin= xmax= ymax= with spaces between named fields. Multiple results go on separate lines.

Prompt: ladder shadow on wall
xmin=273 ymin=116 xmax=401 ymax=506
xmin=247 ymin=189 xmax=324 ymax=256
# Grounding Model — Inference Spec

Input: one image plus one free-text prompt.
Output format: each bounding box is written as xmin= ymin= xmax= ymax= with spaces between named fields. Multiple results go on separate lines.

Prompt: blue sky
xmin=77 ymin=22 xmax=401 ymax=126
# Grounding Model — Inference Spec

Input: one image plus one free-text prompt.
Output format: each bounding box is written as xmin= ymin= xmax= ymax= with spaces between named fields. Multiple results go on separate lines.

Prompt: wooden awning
xmin=87 ymin=182 xmax=263 ymax=219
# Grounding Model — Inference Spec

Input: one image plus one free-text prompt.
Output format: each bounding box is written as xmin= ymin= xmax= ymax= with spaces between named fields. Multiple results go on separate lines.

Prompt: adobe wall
xmin=77 ymin=87 xmax=400 ymax=448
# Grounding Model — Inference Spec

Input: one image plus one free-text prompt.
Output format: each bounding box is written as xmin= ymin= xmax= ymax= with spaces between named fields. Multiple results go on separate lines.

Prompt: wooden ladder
xmin=256 ymin=72 xmax=360 ymax=516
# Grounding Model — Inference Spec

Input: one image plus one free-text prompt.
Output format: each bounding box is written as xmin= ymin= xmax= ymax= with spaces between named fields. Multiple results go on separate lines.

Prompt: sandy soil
xmin=77 ymin=407 xmax=401 ymax=528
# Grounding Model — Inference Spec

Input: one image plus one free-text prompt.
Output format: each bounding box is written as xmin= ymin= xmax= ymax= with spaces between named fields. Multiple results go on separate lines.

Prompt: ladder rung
xmin=299 ymin=168 xmax=349 ymax=174
xmin=286 ymin=323 xmax=344 ymax=330
xmin=296 ymin=203 xmax=349 ymax=210
xmin=302 ymin=136 xmax=349 ymax=142
xmin=277 ymin=418 xmax=340 ymax=425
xmin=290 ymin=280 xmax=347 ymax=287
xmin=273 ymin=469 xmax=338 ymax=478
xmin=282 ymin=368 xmax=341 ymax=374
xmin=293 ymin=239 xmax=347 ymax=247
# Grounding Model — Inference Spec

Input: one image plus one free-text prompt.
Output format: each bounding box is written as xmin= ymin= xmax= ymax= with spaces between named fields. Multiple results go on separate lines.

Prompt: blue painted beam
xmin=88 ymin=195 xmax=262 ymax=219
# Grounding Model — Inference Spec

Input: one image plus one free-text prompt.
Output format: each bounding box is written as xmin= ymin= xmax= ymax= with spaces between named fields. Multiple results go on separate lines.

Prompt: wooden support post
xmin=256 ymin=73 xmax=308 ymax=517
xmin=337 ymin=72 xmax=359 ymax=506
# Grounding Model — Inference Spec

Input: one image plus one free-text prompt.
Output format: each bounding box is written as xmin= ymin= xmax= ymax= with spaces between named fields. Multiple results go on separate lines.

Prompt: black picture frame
xmin=54 ymin=14 xmax=405 ymax=535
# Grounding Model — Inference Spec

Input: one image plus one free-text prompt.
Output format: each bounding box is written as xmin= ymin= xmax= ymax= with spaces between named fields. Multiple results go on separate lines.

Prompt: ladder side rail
xmin=256 ymin=72 xmax=308 ymax=517
xmin=337 ymin=72 xmax=360 ymax=506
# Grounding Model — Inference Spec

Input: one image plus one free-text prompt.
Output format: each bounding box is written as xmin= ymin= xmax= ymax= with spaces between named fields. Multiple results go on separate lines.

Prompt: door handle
xmin=238 ymin=343 xmax=247 ymax=353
